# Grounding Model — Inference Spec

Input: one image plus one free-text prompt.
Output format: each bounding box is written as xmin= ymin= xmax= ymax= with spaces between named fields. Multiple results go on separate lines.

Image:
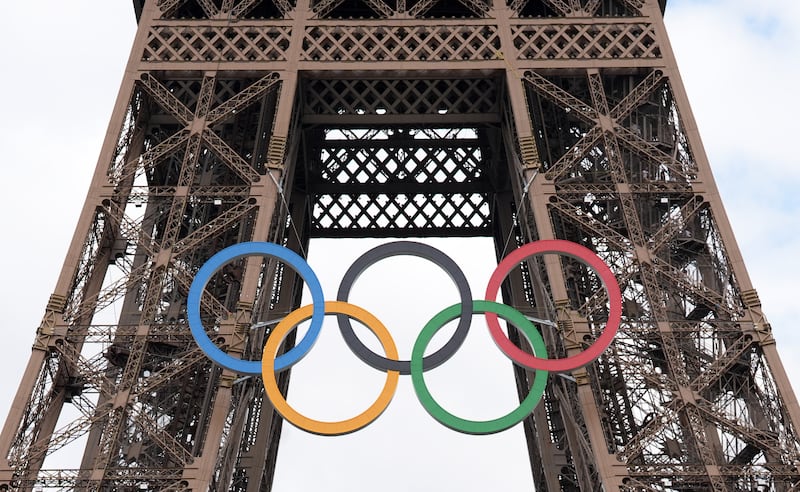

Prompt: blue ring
xmin=187 ymin=242 xmax=325 ymax=375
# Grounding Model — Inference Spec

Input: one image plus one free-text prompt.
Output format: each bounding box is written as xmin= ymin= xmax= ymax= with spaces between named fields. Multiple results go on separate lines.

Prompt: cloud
xmin=666 ymin=0 xmax=800 ymax=394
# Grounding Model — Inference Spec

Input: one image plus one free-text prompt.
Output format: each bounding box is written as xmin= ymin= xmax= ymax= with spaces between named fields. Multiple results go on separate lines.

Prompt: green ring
xmin=410 ymin=300 xmax=549 ymax=435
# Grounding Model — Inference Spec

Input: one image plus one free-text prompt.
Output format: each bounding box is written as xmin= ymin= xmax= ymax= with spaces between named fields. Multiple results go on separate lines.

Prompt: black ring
xmin=336 ymin=241 xmax=472 ymax=374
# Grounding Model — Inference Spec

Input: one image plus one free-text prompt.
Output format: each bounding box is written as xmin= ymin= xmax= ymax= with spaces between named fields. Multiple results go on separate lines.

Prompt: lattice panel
xmin=318 ymin=143 xmax=485 ymax=185
xmin=510 ymin=0 xmax=643 ymax=17
xmin=312 ymin=193 xmax=491 ymax=235
xmin=302 ymin=25 xmax=500 ymax=62
xmin=11 ymin=469 xmax=186 ymax=489
xmin=512 ymin=23 xmax=660 ymax=60
xmin=143 ymin=25 xmax=291 ymax=62
xmin=303 ymin=79 xmax=499 ymax=115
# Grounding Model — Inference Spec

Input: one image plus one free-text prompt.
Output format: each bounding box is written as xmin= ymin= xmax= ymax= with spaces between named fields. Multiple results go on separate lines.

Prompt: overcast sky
xmin=0 ymin=1 xmax=798 ymax=490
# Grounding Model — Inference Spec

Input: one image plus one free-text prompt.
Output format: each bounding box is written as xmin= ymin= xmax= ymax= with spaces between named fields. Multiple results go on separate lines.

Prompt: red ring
xmin=484 ymin=240 xmax=621 ymax=372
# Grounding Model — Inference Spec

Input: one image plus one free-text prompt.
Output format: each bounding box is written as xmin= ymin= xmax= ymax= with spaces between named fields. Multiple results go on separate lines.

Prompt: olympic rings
xmin=484 ymin=239 xmax=622 ymax=373
xmin=337 ymin=241 xmax=472 ymax=375
xmin=187 ymin=239 xmax=621 ymax=435
xmin=410 ymin=300 xmax=548 ymax=435
xmin=262 ymin=302 xmax=400 ymax=435
xmin=188 ymin=242 xmax=325 ymax=375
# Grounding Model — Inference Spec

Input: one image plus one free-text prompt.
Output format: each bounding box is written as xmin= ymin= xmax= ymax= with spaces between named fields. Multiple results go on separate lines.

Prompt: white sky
xmin=0 ymin=0 xmax=798 ymax=490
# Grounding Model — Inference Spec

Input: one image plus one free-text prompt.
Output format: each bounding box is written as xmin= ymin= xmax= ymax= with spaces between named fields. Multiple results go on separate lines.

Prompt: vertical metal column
xmin=2 ymin=0 xmax=799 ymax=490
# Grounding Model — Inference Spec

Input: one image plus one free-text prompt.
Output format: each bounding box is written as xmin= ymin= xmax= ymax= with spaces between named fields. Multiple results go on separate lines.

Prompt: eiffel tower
xmin=2 ymin=0 xmax=800 ymax=490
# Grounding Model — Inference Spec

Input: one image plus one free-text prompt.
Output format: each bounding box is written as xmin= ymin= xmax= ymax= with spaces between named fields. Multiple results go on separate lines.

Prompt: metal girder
xmin=203 ymin=130 xmax=262 ymax=183
xmin=651 ymin=256 xmax=738 ymax=319
xmin=690 ymin=335 xmax=753 ymax=394
xmin=231 ymin=0 xmax=272 ymax=17
xmin=610 ymin=70 xmax=665 ymax=121
xmin=112 ymin=129 xmax=190 ymax=186
xmin=157 ymin=0 xmax=188 ymax=17
xmin=53 ymin=341 xmax=115 ymax=398
xmin=524 ymin=71 xmax=598 ymax=124
xmin=132 ymin=410 xmax=194 ymax=465
xmin=172 ymin=265 xmax=229 ymax=319
xmin=172 ymin=199 xmax=258 ymax=255
xmin=647 ymin=196 xmax=706 ymax=253
xmin=139 ymin=74 xmax=194 ymax=126
xmin=617 ymin=0 xmax=644 ymax=15
xmin=454 ymin=0 xmax=490 ymax=17
xmin=101 ymin=200 xmax=157 ymax=259
xmin=133 ymin=347 xmax=208 ymax=398
xmin=586 ymin=70 xmax=648 ymax=251
xmin=207 ymin=74 xmax=280 ymax=126
xmin=4 ymin=2 xmax=800 ymax=492
xmin=161 ymin=74 xmax=217 ymax=252
xmin=21 ymin=402 xmax=114 ymax=471
xmin=542 ymin=0 xmax=572 ymax=16
xmin=617 ymin=399 xmax=684 ymax=462
xmin=545 ymin=127 xmax=604 ymax=180
xmin=362 ymin=0 xmax=395 ymax=17
xmin=615 ymin=126 xmax=695 ymax=182
xmin=407 ymin=0 xmax=437 ymax=17
xmin=197 ymin=0 xmax=219 ymax=18
xmin=312 ymin=0 xmax=346 ymax=18
xmin=520 ymin=60 xmax=798 ymax=490
xmin=583 ymin=0 xmax=601 ymax=15
xmin=65 ymin=261 xmax=152 ymax=322
xmin=548 ymin=195 xmax=631 ymax=252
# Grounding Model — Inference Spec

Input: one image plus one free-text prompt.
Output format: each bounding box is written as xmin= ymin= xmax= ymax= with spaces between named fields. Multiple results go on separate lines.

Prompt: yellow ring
xmin=262 ymin=301 xmax=400 ymax=435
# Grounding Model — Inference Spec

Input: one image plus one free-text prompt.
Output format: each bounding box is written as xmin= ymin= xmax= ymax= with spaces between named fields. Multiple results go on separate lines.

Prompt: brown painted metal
xmin=2 ymin=0 xmax=800 ymax=490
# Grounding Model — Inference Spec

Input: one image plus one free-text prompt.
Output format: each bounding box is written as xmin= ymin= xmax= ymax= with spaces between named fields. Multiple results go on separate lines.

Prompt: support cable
xmin=266 ymin=171 xmax=308 ymax=259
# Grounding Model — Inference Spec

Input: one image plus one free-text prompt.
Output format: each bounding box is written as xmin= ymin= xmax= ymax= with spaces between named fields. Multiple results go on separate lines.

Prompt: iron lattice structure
xmin=2 ymin=0 xmax=800 ymax=490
